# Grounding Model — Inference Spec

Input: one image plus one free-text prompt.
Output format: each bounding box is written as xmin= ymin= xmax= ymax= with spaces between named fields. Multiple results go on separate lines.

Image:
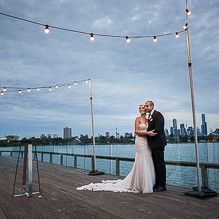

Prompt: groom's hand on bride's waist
xmin=147 ymin=130 xmax=158 ymax=136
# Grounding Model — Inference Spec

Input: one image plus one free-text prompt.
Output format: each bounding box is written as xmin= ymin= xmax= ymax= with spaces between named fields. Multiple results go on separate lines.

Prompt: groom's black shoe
xmin=153 ymin=185 xmax=159 ymax=190
xmin=153 ymin=186 xmax=167 ymax=192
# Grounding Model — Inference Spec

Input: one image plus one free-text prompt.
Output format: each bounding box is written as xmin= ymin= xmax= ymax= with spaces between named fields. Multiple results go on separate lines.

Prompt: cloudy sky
xmin=0 ymin=0 xmax=218 ymax=139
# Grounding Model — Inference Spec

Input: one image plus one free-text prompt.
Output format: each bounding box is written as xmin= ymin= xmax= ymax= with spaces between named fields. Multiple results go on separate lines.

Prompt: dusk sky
xmin=0 ymin=0 xmax=218 ymax=139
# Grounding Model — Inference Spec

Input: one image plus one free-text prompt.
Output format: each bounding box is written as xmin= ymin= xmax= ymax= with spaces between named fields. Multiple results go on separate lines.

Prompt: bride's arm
xmin=135 ymin=118 xmax=157 ymax=136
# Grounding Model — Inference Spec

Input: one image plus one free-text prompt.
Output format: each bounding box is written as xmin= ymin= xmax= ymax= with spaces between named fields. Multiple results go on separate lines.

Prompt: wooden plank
xmin=0 ymin=156 xmax=219 ymax=219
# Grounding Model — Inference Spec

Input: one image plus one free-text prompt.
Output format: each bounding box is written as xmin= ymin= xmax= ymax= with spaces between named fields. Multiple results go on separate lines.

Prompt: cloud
xmin=92 ymin=16 xmax=113 ymax=29
xmin=0 ymin=0 xmax=218 ymax=138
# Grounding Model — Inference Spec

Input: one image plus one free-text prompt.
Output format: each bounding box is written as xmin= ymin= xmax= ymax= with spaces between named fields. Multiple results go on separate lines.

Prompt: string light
xmin=175 ymin=32 xmax=179 ymax=38
xmin=183 ymin=23 xmax=188 ymax=30
xmin=186 ymin=9 xmax=191 ymax=15
xmin=0 ymin=12 xmax=185 ymax=43
xmin=44 ymin=25 xmax=50 ymax=34
xmin=126 ymin=36 xmax=130 ymax=43
xmin=153 ymin=36 xmax=157 ymax=43
xmin=90 ymin=33 xmax=94 ymax=41
xmin=3 ymin=87 xmax=7 ymax=92
xmin=1 ymin=79 xmax=96 ymax=96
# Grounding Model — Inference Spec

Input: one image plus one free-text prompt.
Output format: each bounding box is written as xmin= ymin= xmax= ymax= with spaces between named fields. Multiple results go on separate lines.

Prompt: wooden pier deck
xmin=0 ymin=156 xmax=218 ymax=219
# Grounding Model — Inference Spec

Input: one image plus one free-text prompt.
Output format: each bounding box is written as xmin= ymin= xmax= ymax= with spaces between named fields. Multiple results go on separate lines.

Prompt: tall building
xmin=116 ymin=127 xmax=119 ymax=138
xmin=187 ymin=126 xmax=194 ymax=137
xmin=106 ymin=132 xmax=110 ymax=138
xmin=63 ymin=127 xmax=72 ymax=139
xmin=173 ymin=119 xmax=177 ymax=137
xmin=165 ymin=128 xmax=169 ymax=136
xmin=170 ymin=127 xmax=174 ymax=135
xmin=201 ymin=114 xmax=207 ymax=135
xmin=180 ymin=123 xmax=186 ymax=137
xmin=196 ymin=127 xmax=201 ymax=136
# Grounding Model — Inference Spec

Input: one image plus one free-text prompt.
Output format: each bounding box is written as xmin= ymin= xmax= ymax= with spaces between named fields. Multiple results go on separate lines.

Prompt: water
xmin=1 ymin=143 xmax=219 ymax=192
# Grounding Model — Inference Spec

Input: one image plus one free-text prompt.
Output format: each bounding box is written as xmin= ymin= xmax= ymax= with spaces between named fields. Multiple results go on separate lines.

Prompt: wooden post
xmin=50 ymin=153 xmax=52 ymax=163
xmin=116 ymin=158 xmax=120 ymax=176
xmin=28 ymin=144 xmax=33 ymax=197
xmin=22 ymin=144 xmax=28 ymax=193
xmin=91 ymin=156 xmax=95 ymax=171
xmin=41 ymin=153 xmax=44 ymax=162
xmin=185 ymin=0 xmax=201 ymax=193
xmin=61 ymin=154 xmax=63 ymax=166
xmin=74 ymin=155 xmax=77 ymax=168
xmin=200 ymin=164 xmax=208 ymax=187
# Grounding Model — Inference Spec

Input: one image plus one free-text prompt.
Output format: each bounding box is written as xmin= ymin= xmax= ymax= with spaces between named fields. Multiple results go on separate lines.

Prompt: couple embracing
xmin=77 ymin=101 xmax=166 ymax=193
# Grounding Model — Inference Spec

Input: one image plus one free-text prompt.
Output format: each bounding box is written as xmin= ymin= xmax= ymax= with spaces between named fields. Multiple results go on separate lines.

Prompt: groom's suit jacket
xmin=147 ymin=110 xmax=167 ymax=149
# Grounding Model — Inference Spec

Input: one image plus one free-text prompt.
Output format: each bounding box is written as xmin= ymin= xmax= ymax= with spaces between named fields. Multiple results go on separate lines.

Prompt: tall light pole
xmin=185 ymin=0 xmax=201 ymax=193
xmin=88 ymin=79 xmax=104 ymax=175
xmin=88 ymin=78 xmax=96 ymax=171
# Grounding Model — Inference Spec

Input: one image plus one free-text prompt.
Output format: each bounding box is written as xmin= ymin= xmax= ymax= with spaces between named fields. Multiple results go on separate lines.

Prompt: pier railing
xmin=1 ymin=150 xmax=219 ymax=188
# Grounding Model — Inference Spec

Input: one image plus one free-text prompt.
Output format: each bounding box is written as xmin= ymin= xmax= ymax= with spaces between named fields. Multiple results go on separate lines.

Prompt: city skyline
xmin=0 ymin=113 xmax=217 ymax=139
xmin=0 ymin=1 xmax=218 ymax=138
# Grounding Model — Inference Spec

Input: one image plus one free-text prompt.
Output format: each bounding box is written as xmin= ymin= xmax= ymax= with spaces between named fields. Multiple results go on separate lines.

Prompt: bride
xmin=76 ymin=105 xmax=157 ymax=193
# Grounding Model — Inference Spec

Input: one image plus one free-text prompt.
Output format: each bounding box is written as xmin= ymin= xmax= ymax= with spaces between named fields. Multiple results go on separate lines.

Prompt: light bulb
xmin=126 ymin=36 xmax=130 ymax=43
xmin=85 ymin=80 xmax=88 ymax=84
xmin=27 ymin=88 xmax=31 ymax=92
xmin=44 ymin=25 xmax=50 ymax=34
xmin=68 ymin=84 xmax=71 ymax=88
xmin=1 ymin=91 xmax=4 ymax=96
xmin=18 ymin=90 xmax=22 ymax=94
xmin=153 ymin=36 xmax=157 ymax=43
xmin=55 ymin=85 xmax=59 ymax=88
xmin=186 ymin=9 xmax=191 ymax=15
xmin=37 ymin=87 xmax=40 ymax=91
xmin=183 ymin=23 xmax=188 ymax=30
xmin=49 ymin=87 xmax=52 ymax=91
xmin=3 ymin=87 xmax=7 ymax=92
xmin=175 ymin=32 xmax=179 ymax=38
xmin=90 ymin=33 xmax=94 ymax=41
xmin=74 ymin=81 xmax=77 ymax=85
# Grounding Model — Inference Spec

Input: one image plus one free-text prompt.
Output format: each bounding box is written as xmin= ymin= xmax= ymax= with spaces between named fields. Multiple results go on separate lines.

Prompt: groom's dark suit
xmin=147 ymin=110 xmax=167 ymax=188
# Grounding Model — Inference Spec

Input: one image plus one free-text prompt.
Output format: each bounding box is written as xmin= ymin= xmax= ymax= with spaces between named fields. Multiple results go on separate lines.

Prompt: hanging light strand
xmin=0 ymin=12 xmax=185 ymax=41
xmin=1 ymin=79 xmax=90 ymax=95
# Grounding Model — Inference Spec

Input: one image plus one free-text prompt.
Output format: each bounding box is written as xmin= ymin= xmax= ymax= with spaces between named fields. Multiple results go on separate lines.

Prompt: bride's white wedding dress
xmin=76 ymin=123 xmax=155 ymax=193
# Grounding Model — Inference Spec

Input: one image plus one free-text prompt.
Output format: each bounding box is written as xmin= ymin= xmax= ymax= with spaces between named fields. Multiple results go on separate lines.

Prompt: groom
xmin=145 ymin=101 xmax=167 ymax=192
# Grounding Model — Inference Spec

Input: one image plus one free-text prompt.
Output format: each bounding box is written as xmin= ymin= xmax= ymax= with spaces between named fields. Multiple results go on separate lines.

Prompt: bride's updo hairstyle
xmin=139 ymin=104 xmax=145 ymax=109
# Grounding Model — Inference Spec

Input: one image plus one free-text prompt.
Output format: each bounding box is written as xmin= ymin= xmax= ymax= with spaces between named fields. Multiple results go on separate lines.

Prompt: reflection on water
xmin=1 ymin=143 xmax=218 ymax=192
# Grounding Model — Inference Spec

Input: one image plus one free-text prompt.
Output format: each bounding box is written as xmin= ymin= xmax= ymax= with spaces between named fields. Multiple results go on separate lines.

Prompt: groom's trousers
xmin=152 ymin=146 xmax=166 ymax=187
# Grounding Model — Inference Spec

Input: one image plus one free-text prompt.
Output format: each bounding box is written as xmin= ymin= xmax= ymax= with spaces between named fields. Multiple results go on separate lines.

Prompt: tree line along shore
xmin=0 ymin=133 xmax=218 ymax=147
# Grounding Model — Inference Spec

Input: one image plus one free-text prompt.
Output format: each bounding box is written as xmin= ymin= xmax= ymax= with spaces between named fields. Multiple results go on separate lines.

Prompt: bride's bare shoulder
xmin=135 ymin=116 xmax=140 ymax=122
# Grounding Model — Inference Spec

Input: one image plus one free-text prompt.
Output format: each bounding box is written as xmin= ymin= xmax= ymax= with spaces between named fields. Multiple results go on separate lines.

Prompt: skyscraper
xmin=173 ymin=119 xmax=177 ymax=137
xmin=63 ymin=127 xmax=72 ymax=139
xmin=165 ymin=128 xmax=169 ymax=136
xmin=187 ymin=126 xmax=194 ymax=137
xmin=180 ymin=123 xmax=186 ymax=137
xmin=201 ymin=114 xmax=207 ymax=136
